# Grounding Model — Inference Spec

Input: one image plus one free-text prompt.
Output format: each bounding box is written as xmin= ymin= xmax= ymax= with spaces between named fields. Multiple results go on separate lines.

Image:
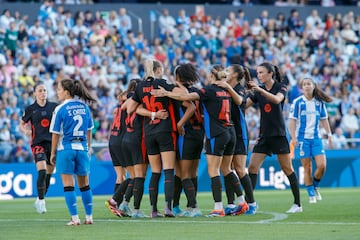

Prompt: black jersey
xmin=22 ymin=101 xmax=57 ymax=146
xmin=231 ymin=83 xmax=248 ymax=139
xmin=181 ymin=86 xmax=204 ymax=134
xmin=197 ymin=84 xmax=233 ymax=138
xmin=109 ymin=103 xmax=126 ymax=146
xmin=123 ymin=111 xmax=143 ymax=144
xmin=132 ymin=77 xmax=176 ymax=135
xmin=249 ymin=81 xmax=287 ymax=137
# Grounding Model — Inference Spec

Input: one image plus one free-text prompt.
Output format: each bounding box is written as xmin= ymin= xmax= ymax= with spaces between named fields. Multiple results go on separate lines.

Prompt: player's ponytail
xmin=61 ymin=78 xmax=97 ymax=103
xmin=244 ymin=66 xmax=252 ymax=89
xmin=144 ymin=59 xmax=155 ymax=79
xmin=230 ymin=64 xmax=251 ymax=89
xmin=211 ymin=65 xmax=226 ymax=81
xmin=144 ymin=59 xmax=162 ymax=80
xmin=273 ymin=65 xmax=282 ymax=83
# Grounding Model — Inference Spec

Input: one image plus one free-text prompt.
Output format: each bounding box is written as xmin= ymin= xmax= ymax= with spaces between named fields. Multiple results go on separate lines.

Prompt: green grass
xmin=1 ymin=188 xmax=359 ymax=240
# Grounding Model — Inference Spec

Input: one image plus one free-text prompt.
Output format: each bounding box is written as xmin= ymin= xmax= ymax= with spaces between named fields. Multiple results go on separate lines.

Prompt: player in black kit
xmin=126 ymin=59 xmax=195 ymax=218
xmin=152 ymin=65 xmax=246 ymax=217
xmin=20 ymin=81 xmax=57 ymax=214
xmin=246 ymin=62 xmax=302 ymax=213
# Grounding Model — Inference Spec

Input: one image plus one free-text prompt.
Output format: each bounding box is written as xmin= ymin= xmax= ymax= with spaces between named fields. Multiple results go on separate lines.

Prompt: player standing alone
xmin=289 ymin=77 xmax=333 ymax=203
xmin=20 ymin=81 xmax=57 ymax=214
xmin=50 ymin=78 xmax=96 ymax=225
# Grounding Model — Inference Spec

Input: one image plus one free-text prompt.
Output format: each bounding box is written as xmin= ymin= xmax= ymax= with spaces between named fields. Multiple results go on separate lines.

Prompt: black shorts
xmin=252 ymin=136 xmax=290 ymax=156
xmin=178 ymin=130 xmax=204 ymax=160
xmin=145 ymin=132 xmax=177 ymax=155
xmin=205 ymin=127 xmax=235 ymax=156
xmin=123 ymin=139 xmax=147 ymax=166
xmin=109 ymin=142 xmax=125 ymax=167
xmin=32 ymin=142 xmax=51 ymax=164
xmin=234 ymin=136 xmax=249 ymax=155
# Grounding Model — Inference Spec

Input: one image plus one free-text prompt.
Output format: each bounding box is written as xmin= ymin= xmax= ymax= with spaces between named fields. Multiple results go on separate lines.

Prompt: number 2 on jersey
xmin=73 ymin=115 xmax=84 ymax=137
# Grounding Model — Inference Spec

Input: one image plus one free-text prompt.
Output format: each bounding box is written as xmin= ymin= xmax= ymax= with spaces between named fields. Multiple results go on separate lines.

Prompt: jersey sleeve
xmin=21 ymin=106 xmax=31 ymax=123
xmin=49 ymin=106 xmax=62 ymax=134
xmin=319 ymin=101 xmax=328 ymax=119
xmin=86 ymin=105 xmax=94 ymax=130
xmin=132 ymin=84 xmax=142 ymax=103
xmin=278 ymin=83 xmax=288 ymax=98
xmin=248 ymin=91 xmax=258 ymax=104
xmin=197 ymin=87 xmax=209 ymax=102
xmin=158 ymin=80 xmax=176 ymax=92
xmin=289 ymin=99 xmax=299 ymax=119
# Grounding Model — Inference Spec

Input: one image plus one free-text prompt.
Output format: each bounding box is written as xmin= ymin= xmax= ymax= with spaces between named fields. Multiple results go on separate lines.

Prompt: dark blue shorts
xmin=205 ymin=127 xmax=235 ymax=156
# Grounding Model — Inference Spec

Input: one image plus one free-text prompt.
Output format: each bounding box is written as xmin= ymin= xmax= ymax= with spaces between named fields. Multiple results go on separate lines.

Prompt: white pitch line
xmin=0 ymin=211 xmax=359 ymax=225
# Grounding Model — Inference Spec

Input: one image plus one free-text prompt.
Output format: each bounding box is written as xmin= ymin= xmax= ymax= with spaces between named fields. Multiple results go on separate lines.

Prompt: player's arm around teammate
xmin=152 ymin=65 xmax=242 ymax=217
xmin=126 ymin=59 xmax=180 ymax=217
xmin=215 ymin=64 xmax=257 ymax=215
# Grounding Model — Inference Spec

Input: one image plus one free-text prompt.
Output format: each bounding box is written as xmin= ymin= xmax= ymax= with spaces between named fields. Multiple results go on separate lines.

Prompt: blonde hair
xmin=211 ymin=65 xmax=227 ymax=81
xmin=144 ymin=59 xmax=162 ymax=79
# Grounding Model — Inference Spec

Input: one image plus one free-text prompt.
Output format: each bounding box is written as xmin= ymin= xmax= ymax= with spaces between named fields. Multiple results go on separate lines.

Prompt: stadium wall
xmin=1 ymin=150 xmax=359 ymax=199
xmin=2 ymin=3 xmax=359 ymax=41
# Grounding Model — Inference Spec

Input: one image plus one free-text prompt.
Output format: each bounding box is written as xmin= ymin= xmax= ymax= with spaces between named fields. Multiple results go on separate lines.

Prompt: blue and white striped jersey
xmin=50 ymin=99 xmax=94 ymax=151
xmin=289 ymin=95 xmax=328 ymax=140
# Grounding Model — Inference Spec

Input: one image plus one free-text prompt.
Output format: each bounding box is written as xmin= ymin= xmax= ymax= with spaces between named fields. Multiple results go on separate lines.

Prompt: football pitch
xmin=1 ymin=188 xmax=359 ymax=240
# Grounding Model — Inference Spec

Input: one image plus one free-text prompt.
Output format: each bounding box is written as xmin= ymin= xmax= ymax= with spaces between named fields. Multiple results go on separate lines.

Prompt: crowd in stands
xmin=0 ymin=0 xmax=359 ymax=162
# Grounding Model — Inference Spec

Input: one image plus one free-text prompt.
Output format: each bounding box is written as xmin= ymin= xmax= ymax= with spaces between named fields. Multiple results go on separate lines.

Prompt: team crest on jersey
xmin=264 ymin=103 xmax=272 ymax=113
xmin=41 ymin=119 xmax=50 ymax=127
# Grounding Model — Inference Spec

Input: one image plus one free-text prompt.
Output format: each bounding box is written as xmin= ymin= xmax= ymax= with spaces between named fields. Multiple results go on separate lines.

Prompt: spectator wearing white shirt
xmin=158 ymin=8 xmax=176 ymax=38
xmin=340 ymin=108 xmax=359 ymax=139
xmin=28 ymin=19 xmax=45 ymax=38
xmin=306 ymin=10 xmax=322 ymax=29
xmin=106 ymin=11 xmax=120 ymax=31
xmin=250 ymin=18 xmax=263 ymax=36
xmin=0 ymin=9 xmax=14 ymax=31
xmin=341 ymin=23 xmax=359 ymax=45
xmin=72 ymin=18 xmax=88 ymax=37
xmin=118 ymin=8 xmax=132 ymax=33
xmin=332 ymin=127 xmax=348 ymax=149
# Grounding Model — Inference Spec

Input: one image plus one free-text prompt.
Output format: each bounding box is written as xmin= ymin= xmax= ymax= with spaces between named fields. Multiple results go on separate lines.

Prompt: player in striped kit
xmin=289 ymin=77 xmax=333 ymax=204
xmin=50 ymin=78 xmax=96 ymax=226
